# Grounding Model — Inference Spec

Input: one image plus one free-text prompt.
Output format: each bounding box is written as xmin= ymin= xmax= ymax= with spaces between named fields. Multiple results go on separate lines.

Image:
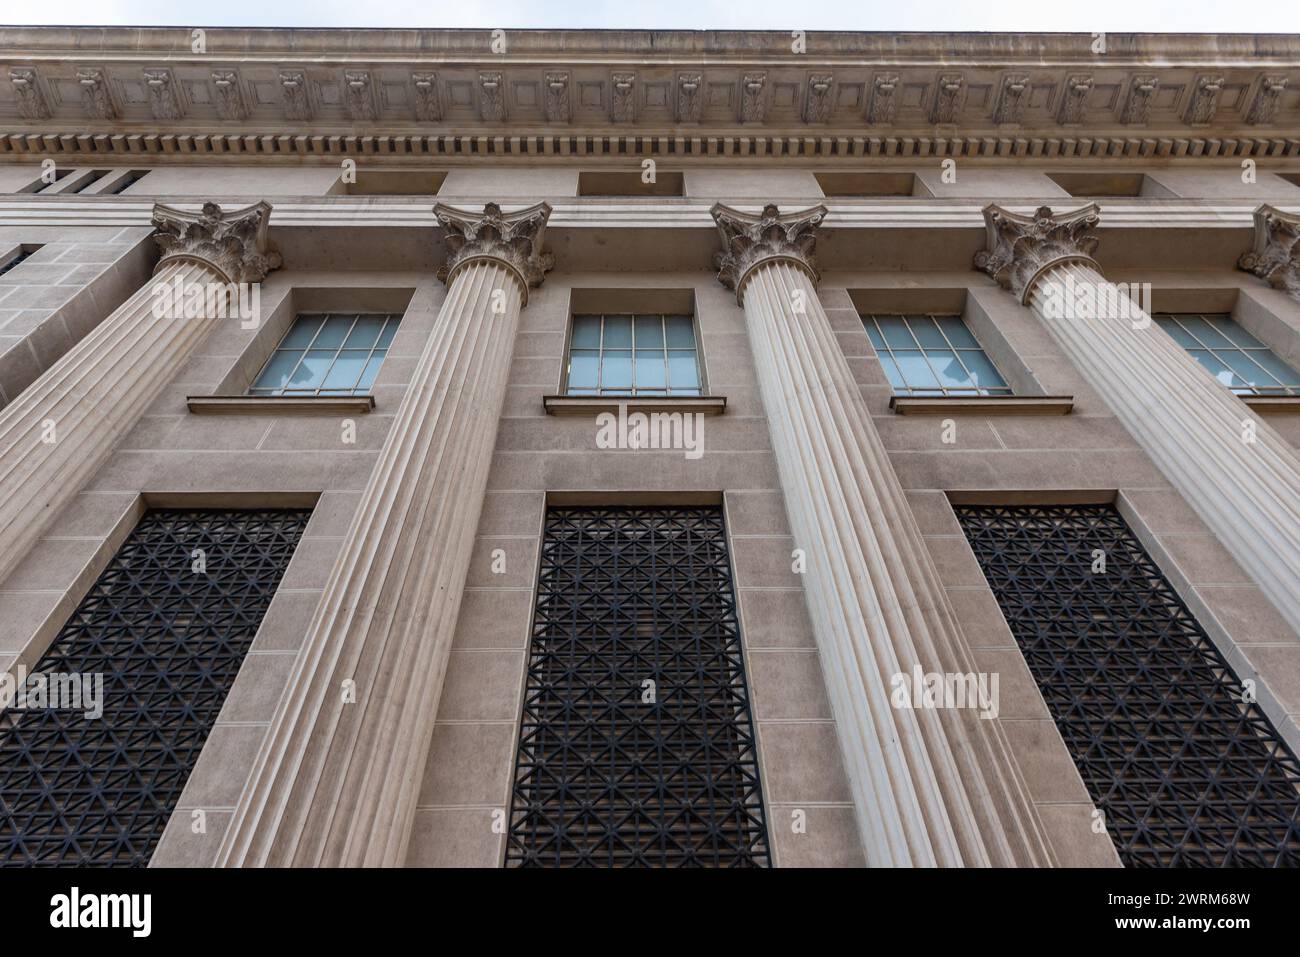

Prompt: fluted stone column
xmin=0 ymin=201 xmax=278 ymax=586
xmin=978 ymin=203 xmax=1300 ymax=634
xmin=713 ymin=204 xmax=1051 ymax=867
xmin=217 ymin=202 xmax=553 ymax=867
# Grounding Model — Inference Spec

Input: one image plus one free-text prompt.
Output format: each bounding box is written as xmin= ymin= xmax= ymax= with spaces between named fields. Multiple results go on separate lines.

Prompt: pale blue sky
xmin=2 ymin=0 xmax=1293 ymax=33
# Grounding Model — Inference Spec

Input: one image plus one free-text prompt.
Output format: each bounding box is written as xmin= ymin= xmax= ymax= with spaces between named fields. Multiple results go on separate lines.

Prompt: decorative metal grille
xmin=0 ymin=508 xmax=310 ymax=867
xmin=956 ymin=504 xmax=1300 ymax=868
xmin=507 ymin=506 xmax=770 ymax=867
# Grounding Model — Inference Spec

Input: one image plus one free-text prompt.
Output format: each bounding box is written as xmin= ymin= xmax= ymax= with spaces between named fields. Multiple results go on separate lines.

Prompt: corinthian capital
xmin=151 ymin=201 xmax=281 ymax=283
xmin=974 ymin=204 xmax=1101 ymax=303
xmin=1238 ymin=204 xmax=1300 ymax=299
xmin=434 ymin=201 xmax=554 ymax=297
xmin=711 ymin=203 xmax=828 ymax=303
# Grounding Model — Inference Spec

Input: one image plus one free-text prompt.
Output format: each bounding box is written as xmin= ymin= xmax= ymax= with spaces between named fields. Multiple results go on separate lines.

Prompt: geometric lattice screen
xmin=506 ymin=506 xmax=770 ymax=867
xmin=0 ymin=508 xmax=310 ymax=867
xmin=956 ymin=504 xmax=1300 ymax=868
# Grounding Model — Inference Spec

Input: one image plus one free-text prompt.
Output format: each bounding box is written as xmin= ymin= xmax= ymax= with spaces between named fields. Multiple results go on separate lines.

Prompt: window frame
xmin=248 ymin=312 xmax=400 ymax=398
xmin=563 ymin=312 xmax=705 ymax=398
xmin=863 ymin=312 xmax=1013 ymax=398
xmin=1155 ymin=312 xmax=1300 ymax=397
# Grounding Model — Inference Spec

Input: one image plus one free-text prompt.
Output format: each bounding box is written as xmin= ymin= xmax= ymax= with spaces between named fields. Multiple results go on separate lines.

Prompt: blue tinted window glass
xmin=664 ymin=316 xmax=695 ymax=348
xmin=636 ymin=350 xmax=667 ymax=389
xmin=936 ymin=315 xmax=980 ymax=348
xmin=568 ymin=352 xmax=599 ymax=390
xmin=634 ymin=315 xmax=664 ymax=348
xmin=281 ymin=316 xmax=323 ymax=349
xmin=253 ymin=350 xmax=303 ymax=391
xmin=571 ymin=315 xmax=601 ymax=349
xmin=312 ymin=315 xmax=355 ymax=350
xmin=603 ymin=316 xmax=633 ymax=349
xmin=668 ymin=352 xmax=699 ymax=389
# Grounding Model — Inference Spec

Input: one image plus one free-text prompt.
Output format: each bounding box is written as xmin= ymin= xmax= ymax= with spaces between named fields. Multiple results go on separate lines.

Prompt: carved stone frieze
xmin=143 ymin=68 xmax=184 ymax=120
xmin=344 ymin=70 xmax=376 ymax=120
xmin=677 ymin=73 xmax=703 ymax=123
xmin=740 ymin=72 xmax=766 ymax=123
xmin=210 ymin=69 xmax=247 ymax=121
xmin=544 ymin=71 xmax=570 ymax=123
xmin=8 ymin=68 xmax=49 ymax=120
xmin=279 ymin=70 xmax=312 ymax=121
xmin=411 ymin=72 xmax=441 ymax=122
xmin=1121 ymin=74 xmax=1158 ymax=125
xmin=1057 ymin=74 xmax=1093 ymax=126
xmin=804 ymin=73 xmax=833 ymax=123
xmin=77 ymin=68 xmax=116 ymax=119
xmin=993 ymin=73 xmax=1028 ymax=124
xmin=868 ymin=73 xmax=898 ymax=125
xmin=1184 ymin=74 xmax=1224 ymax=126
xmin=478 ymin=71 xmax=505 ymax=122
xmin=931 ymin=73 xmax=963 ymax=124
xmin=611 ymin=72 xmax=636 ymax=123
xmin=1246 ymin=76 xmax=1287 ymax=125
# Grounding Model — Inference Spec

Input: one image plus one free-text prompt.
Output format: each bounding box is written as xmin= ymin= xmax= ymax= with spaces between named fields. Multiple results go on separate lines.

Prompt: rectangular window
xmin=507 ymin=506 xmax=770 ymax=867
xmin=0 ymin=508 xmax=310 ymax=866
xmin=1046 ymin=172 xmax=1170 ymax=198
xmin=864 ymin=313 xmax=1011 ymax=396
xmin=250 ymin=313 xmax=400 ymax=397
xmin=26 ymin=168 xmax=72 ymax=194
xmin=565 ymin=313 xmax=702 ymax=396
xmin=69 ymin=169 xmax=111 ymax=194
xmin=815 ymin=172 xmax=917 ymax=197
xmin=577 ymin=170 xmax=684 ymax=197
xmin=957 ymin=504 xmax=1300 ymax=867
xmin=0 ymin=246 xmax=40 ymax=278
xmin=341 ymin=170 xmax=446 ymax=195
xmin=1155 ymin=313 xmax=1300 ymax=396
xmin=106 ymin=170 xmax=151 ymax=195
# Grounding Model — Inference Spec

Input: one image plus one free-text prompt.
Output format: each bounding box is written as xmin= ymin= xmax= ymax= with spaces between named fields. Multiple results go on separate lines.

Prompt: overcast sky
xmin=1 ymin=0 xmax=1293 ymax=33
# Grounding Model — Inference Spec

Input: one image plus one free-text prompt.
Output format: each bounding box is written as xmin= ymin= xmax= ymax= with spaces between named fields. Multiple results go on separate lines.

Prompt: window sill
xmin=889 ymin=395 xmax=1074 ymax=416
xmin=1242 ymin=396 xmax=1300 ymax=414
xmin=187 ymin=395 xmax=376 ymax=415
xmin=542 ymin=395 xmax=727 ymax=416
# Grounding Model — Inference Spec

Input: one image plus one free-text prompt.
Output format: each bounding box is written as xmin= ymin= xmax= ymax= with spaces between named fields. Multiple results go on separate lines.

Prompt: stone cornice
xmin=974 ymin=203 xmax=1102 ymax=302
xmin=0 ymin=196 xmax=1280 ymax=231
xmin=4 ymin=28 xmax=1300 ymax=61
xmin=1238 ymin=203 xmax=1300 ymax=298
xmin=434 ymin=200 xmax=553 ymax=298
xmin=151 ymin=199 xmax=281 ymax=283
xmin=712 ymin=202 xmax=827 ymax=302
xmin=4 ymin=30 xmax=1300 ymax=148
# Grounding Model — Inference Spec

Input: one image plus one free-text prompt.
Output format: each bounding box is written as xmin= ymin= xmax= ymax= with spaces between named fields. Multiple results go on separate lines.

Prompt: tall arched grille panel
xmin=0 ymin=508 xmax=311 ymax=867
xmin=956 ymin=504 xmax=1300 ymax=868
xmin=506 ymin=506 xmax=771 ymax=867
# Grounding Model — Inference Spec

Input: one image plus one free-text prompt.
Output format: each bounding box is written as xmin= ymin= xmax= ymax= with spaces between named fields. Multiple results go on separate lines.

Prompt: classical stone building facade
xmin=0 ymin=27 xmax=1298 ymax=868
